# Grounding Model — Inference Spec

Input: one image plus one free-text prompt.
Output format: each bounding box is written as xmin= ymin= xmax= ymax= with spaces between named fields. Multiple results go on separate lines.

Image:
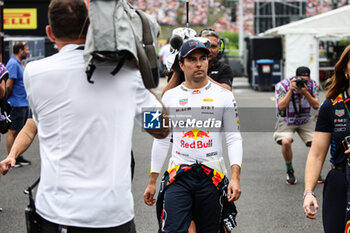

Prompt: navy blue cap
xmin=178 ymin=39 xmax=210 ymax=60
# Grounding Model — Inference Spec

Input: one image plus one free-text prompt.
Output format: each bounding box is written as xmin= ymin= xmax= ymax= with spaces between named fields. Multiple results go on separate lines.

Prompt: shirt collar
xmin=59 ymin=44 xmax=85 ymax=53
xmin=180 ymin=81 xmax=212 ymax=92
xmin=11 ymin=55 xmax=21 ymax=64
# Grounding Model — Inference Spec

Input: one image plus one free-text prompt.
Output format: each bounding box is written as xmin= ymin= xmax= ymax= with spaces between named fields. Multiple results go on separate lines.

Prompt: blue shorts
xmin=10 ymin=106 xmax=29 ymax=130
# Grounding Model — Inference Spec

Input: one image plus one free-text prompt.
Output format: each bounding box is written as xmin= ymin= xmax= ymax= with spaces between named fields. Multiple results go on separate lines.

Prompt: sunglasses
xmin=200 ymin=28 xmax=219 ymax=38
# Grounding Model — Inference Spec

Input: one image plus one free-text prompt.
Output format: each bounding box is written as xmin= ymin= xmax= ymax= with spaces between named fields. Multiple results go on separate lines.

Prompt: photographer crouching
xmin=273 ymin=66 xmax=321 ymax=185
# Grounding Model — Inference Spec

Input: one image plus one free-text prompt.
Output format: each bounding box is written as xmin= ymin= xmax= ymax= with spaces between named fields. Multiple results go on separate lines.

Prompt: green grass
xmin=339 ymin=39 xmax=350 ymax=47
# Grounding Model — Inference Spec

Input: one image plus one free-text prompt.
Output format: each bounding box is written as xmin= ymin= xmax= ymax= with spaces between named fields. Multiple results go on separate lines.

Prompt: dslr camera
xmin=343 ymin=136 xmax=350 ymax=150
xmin=295 ymin=77 xmax=307 ymax=89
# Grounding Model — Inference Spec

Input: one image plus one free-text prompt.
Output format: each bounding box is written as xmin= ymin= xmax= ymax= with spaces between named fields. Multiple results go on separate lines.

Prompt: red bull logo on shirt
xmin=181 ymin=128 xmax=212 ymax=148
xmin=331 ymin=94 xmax=343 ymax=105
xmin=182 ymin=128 xmax=209 ymax=139
xmin=180 ymin=139 xmax=213 ymax=149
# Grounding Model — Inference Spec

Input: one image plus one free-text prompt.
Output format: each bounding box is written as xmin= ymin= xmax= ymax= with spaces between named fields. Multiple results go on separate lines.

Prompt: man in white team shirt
xmin=0 ymin=0 xmax=168 ymax=232
xmin=144 ymin=39 xmax=243 ymax=233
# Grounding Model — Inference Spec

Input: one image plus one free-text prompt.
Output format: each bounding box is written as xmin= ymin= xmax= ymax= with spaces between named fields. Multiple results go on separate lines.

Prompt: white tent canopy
xmin=264 ymin=5 xmax=350 ymax=84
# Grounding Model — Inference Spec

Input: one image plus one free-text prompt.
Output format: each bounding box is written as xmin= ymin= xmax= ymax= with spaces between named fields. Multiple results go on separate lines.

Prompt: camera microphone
xmin=170 ymin=35 xmax=183 ymax=51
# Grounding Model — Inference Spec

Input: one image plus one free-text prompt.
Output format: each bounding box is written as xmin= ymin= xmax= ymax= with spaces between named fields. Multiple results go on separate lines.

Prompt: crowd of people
xmin=128 ymin=0 xmax=222 ymax=26
xmin=215 ymin=0 xmax=350 ymax=34
xmin=129 ymin=0 xmax=350 ymax=35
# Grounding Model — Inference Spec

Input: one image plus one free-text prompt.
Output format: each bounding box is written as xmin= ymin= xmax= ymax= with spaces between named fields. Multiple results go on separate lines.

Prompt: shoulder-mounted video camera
xmin=166 ymin=27 xmax=210 ymax=72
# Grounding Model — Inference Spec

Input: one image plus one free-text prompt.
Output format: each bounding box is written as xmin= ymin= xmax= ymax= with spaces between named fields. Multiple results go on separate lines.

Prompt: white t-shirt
xmin=23 ymin=44 xmax=161 ymax=227
xmin=151 ymin=81 xmax=243 ymax=173
xmin=158 ymin=44 xmax=171 ymax=65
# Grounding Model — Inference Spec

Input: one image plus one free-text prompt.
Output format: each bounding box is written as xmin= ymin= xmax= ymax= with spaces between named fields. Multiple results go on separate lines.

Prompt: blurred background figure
xmin=158 ymin=37 xmax=171 ymax=79
xmin=5 ymin=41 xmax=31 ymax=168
xmin=273 ymin=66 xmax=320 ymax=185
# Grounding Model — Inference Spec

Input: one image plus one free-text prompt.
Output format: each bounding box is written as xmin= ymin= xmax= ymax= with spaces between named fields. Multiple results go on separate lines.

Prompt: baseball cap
xmin=178 ymin=39 xmax=210 ymax=60
xmin=296 ymin=66 xmax=310 ymax=77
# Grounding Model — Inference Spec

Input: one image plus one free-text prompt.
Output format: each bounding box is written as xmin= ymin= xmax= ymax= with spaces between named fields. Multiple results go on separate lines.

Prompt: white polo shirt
xmin=23 ymin=44 xmax=161 ymax=227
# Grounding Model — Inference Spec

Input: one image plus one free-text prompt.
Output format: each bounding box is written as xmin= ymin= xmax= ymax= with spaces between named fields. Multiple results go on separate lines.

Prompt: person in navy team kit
xmin=303 ymin=45 xmax=350 ymax=233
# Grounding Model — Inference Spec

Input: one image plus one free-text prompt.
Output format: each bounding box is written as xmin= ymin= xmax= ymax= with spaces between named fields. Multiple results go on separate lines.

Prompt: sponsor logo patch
xmin=335 ymin=127 xmax=346 ymax=132
xmin=335 ymin=119 xmax=347 ymax=123
xmin=176 ymin=107 xmax=191 ymax=112
xmin=206 ymin=152 xmax=218 ymax=157
xmin=180 ymin=139 xmax=213 ymax=149
xmin=179 ymin=98 xmax=188 ymax=106
xmin=201 ymin=106 xmax=215 ymax=110
xmin=182 ymin=128 xmax=210 ymax=139
xmin=335 ymin=123 xmax=346 ymax=127
xmin=332 ymin=95 xmax=343 ymax=105
xmin=176 ymin=151 xmax=189 ymax=157
xmin=335 ymin=109 xmax=345 ymax=117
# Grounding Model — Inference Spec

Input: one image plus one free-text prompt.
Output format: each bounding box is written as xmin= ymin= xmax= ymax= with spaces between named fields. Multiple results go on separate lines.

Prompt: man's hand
xmin=228 ymin=164 xmax=241 ymax=202
xmin=295 ymin=82 xmax=308 ymax=95
xmin=144 ymin=183 xmax=157 ymax=206
xmin=303 ymin=193 xmax=318 ymax=219
xmin=227 ymin=178 xmax=241 ymax=202
xmin=0 ymin=156 xmax=16 ymax=175
xmin=289 ymin=77 xmax=298 ymax=92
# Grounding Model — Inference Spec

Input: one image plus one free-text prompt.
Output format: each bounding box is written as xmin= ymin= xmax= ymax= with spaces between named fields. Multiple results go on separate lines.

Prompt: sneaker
xmin=317 ymin=176 xmax=325 ymax=184
xmin=16 ymin=156 xmax=31 ymax=166
xmin=14 ymin=161 xmax=22 ymax=168
xmin=286 ymin=169 xmax=297 ymax=184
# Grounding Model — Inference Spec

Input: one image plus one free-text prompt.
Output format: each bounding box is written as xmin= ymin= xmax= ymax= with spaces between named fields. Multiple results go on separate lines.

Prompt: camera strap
xmin=342 ymin=91 xmax=350 ymax=118
xmin=291 ymin=93 xmax=302 ymax=116
xmin=24 ymin=177 xmax=40 ymax=211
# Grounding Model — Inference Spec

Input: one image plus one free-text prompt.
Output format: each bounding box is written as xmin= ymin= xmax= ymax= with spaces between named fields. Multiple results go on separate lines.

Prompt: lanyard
xmin=343 ymin=91 xmax=350 ymax=118
xmin=291 ymin=93 xmax=302 ymax=116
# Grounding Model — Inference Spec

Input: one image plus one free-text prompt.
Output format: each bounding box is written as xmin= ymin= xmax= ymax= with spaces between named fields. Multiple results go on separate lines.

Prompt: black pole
xmin=0 ymin=1 xmax=3 ymax=63
xmin=186 ymin=0 xmax=189 ymax=27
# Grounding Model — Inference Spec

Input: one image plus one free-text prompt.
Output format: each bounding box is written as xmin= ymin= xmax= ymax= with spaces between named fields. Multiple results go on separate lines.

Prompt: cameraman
xmin=273 ymin=66 xmax=320 ymax=185
xmin=0 ymin=0 xmax=169 ymax=232
xmin=161 ymin=28 xmax=234 ymax=96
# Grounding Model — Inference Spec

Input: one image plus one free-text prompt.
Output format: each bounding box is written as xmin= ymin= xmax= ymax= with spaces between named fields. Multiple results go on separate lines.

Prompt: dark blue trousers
xmin=323 ymin=168 xmax=347 ymax=233
xmin=161 ymin=166 xmax=221 ymax=233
